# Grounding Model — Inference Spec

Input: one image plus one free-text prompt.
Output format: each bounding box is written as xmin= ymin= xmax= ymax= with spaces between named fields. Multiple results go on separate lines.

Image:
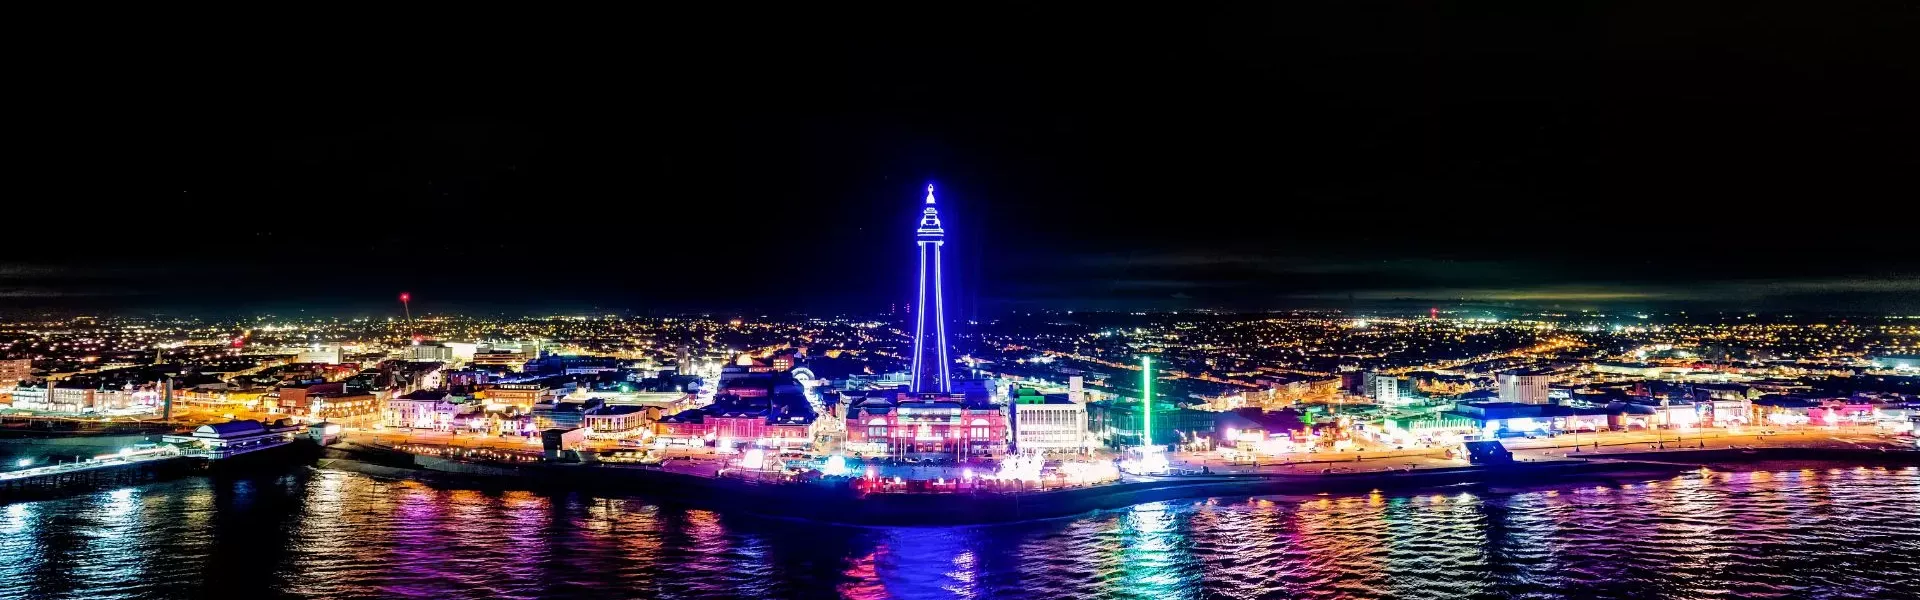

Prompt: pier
xmin=0 ymin=447 xmax=190 ymax=502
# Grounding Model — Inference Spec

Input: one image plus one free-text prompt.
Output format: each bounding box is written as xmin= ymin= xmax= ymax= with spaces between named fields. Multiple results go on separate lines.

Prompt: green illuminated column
xmin=1141 ymin=356 xmax=1153 ymax=447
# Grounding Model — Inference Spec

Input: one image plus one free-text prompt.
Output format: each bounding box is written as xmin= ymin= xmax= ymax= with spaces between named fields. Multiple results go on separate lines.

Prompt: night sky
xmin=10 ymin=5 xmax=1918 ymax=317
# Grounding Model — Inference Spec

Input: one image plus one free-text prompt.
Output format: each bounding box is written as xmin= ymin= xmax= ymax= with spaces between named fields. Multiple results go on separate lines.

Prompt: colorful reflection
xmin=0 ymin=466 xmax=1913 ymax=599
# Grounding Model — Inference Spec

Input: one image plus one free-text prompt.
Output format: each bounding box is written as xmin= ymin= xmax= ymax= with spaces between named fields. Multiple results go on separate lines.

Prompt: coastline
xmin=311 ymin=444 xmax=1920 ymax=526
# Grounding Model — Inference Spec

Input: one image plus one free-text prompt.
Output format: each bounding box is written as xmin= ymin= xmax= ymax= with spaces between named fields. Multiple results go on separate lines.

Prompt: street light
xmin=14 ymin=458 xmax=30 ymax=468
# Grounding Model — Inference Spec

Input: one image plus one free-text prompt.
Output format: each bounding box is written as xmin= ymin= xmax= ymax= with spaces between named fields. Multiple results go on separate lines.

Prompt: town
xmin=2 ymin=186 xmax=1917 ymax=492
xmin=4 ymin=307 xmax=1916 ymax=486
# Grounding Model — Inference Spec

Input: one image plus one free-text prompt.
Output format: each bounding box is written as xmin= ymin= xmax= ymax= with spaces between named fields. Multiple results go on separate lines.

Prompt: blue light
xmin=911 ymin=184 xmax=951 ymax=393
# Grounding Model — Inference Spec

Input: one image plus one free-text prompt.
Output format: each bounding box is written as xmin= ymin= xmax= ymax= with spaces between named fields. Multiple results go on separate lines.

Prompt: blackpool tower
xmin=910 ymin=184 xmax=951 ymax=393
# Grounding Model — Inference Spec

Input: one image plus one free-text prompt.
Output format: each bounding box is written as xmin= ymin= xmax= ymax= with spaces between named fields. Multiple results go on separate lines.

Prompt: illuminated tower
xmin=1141 ymin=356 xmax=1153 ymax=447
xmin=910 ymin=183 xmax=951 ymax=393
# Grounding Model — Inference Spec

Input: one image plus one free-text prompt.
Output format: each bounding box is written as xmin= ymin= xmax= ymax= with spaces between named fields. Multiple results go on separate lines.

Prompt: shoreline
xmin=310 ymin=444 xmax=1920 ymax=526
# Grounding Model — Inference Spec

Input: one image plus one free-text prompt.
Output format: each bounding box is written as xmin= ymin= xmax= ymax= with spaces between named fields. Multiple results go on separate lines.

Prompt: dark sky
xmin=10 ymin=5 xmax=1919 ymax=317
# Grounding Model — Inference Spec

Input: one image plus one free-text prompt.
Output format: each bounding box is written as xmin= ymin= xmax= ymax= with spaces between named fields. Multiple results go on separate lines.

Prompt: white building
xmin=295 ymin=345 xmax=344 ymax=364
xmin=405 ymin=343 xmax=454 ymax=362
xmin=1364 ymin=373 xmax=1400 ymax=405
xmin=14 ymin=386 xmax=147 ymax=413
xmin=1497 ymin=372 xmax=1551 ymax=405
xmin=161 ymin=419 xmax=303 ymax=459
xmin=7 ymin=384 xmax=49 ymax=410
xmin=1009 ymin=393 xmax=1088 ymax=453
xmin=582 ymin=404 xmax=650 ymax=439
xmin=386 ymin=389 xmax=470 ymax=429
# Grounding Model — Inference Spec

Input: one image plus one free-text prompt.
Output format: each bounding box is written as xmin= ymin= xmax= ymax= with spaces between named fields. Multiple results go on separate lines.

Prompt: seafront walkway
xmin=1164 ymin=425 xmax=1901 ymax=475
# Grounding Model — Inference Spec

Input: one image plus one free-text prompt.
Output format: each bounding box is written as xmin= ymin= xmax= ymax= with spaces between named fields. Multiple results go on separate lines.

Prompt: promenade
xmin=1163 ymin=425 xmax=1904 ymax=476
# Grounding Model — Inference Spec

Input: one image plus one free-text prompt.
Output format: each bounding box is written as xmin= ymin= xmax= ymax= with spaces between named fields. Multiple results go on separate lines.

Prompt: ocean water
xmin=0 ymin=465 xmax=1915 ymax=599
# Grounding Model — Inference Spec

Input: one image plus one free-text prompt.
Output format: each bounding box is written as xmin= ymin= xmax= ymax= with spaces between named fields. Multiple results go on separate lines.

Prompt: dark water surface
xmin=1 ymin=465 xmax=1916 ymax=599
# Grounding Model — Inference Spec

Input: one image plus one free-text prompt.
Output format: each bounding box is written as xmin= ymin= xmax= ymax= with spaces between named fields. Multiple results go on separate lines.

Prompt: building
xmin=471 ymin=349 xmax=532 ymax=370
xmin=1214 ymin=408 xmax=1311 ymax=452
xmin=1087 ymin=400 xmax=1217 ymax=449
xmin=161 ymin=419 xmax=303 ymax=459
xmin=175 ymin=387 xmax=268 ymax=409
xmin=1449 ymin=402 xmax=1611 ymax=438
xmin=17 ymin=384 xmax=147 ymax=413
xmin=0 ymin=359 xmax=33 ymax=386
xmin=769 ymin=349 xmax=797 ymax=373
xmin=1363 ymin=372 xmax=1400 ymax=405
xmin=309 ymin=392 xmax=380 ymax=426
xmin=6 ymin=384 xmax=49 ymax=411
xmin=387 ymin=361 xmax=445 ymax=394
xmin=655 ymin=393 xmax=820 ymax=450
xmin=295 ymin=345 xmax=344 ymax=364
xmin=269 ymin=382 xmax=343 ymax=415
xmin=1497 ymin=371 xmax=1551 ymax=405
xmin=386 ymin=389 xmax=472 ymax=429
xmin=582 ymin=404 xmax=651 ymax=439
xmin=1378 ymin=410 xmax=1482 ymax=447
xmin=533 ymin=399 xmax=602 ymax=430
xmin=840 ymin=390 xmax=1006 ymax=457
xmin=1007 ymin=388 xmax=1088 ymax=453
xmin=478 ymin=383 xmax=547 ymax=410
xmin=405 ymin=343 xmax=454 ymax=362
xmin=909 ymin=184 xmax=951 ymax=394
xmin=1873 ymin=355 xmax=1920 ymax=372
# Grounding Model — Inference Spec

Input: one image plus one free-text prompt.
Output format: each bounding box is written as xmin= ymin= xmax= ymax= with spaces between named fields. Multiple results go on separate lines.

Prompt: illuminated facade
xmin=844 ymin=393 xmax=1008 ymax=457
xmin=1496 ymin=371 xmax=1551 ymax=405
xmin=1008 ymin=388 xmax=1088 ymax=453
xmin=910 ymin=184 xmax=951 ymax=393
xmin=0 ymin=359 xmax=34 ymax=386
xmin=1364 ymin=372 xmax=1401 ymax=405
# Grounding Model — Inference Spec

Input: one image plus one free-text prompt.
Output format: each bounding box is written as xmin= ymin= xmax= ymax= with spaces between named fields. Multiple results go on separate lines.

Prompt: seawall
xmin=311 ymin=444 xmax=1919 ymax=525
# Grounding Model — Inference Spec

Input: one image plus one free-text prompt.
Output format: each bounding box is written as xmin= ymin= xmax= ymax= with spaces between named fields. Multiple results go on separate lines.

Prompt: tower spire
xmin=925 ymin=183 xmax=937 ymax=205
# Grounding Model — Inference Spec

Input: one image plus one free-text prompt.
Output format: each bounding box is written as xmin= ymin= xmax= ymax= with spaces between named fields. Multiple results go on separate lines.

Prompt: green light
xmin=1141 ymin=356 xmax=1152 ymax=447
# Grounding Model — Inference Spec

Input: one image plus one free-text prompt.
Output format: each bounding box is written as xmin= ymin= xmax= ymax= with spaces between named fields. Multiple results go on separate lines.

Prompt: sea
xmin=0 ymin=464 xmax=1915 ymax=599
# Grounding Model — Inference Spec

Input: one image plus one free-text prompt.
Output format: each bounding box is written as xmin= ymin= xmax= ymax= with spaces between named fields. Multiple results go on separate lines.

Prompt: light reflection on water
xmin=0 ymin=466 xmax=1914 ymax=599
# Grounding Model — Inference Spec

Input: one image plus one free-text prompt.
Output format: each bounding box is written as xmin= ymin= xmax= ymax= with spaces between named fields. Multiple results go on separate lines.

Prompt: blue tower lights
xmin=911 ymin=183 xmax=952 ymax=394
